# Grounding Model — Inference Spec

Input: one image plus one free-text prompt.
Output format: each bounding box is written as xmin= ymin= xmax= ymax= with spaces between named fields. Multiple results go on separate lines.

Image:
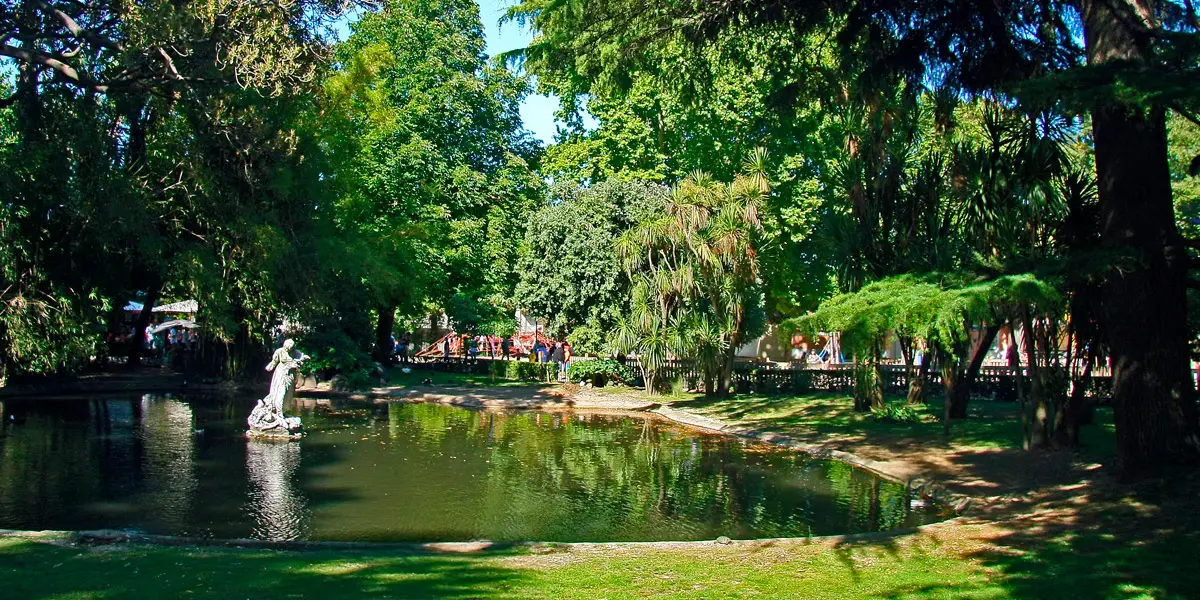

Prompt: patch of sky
xmin=334 ymin=0 xmax=596 ymax=146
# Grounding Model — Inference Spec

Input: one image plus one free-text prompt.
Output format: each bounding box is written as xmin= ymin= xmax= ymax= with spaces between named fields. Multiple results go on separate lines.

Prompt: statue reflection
xmin=245 ymin=439 xmax=309 ymax=541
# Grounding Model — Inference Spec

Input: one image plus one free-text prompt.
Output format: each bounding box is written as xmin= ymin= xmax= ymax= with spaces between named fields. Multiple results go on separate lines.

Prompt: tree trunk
xmin=907 ymin=356 xmax=930 ymax=406
xmin=127 ymin=285 xmax=160 ymax=367
xmin=853 ymin=351 xmax=881 ymax=412
xmin=373 ymin=304 xmax=397 ymax=363
xmin=938 ymin=349 xmax=956 ymax=436
xmin=1009 ymin=328 xmax=1032 ymax=450
xmin=1020 ymin=304 xmax=1050 ymax=449
xmin=949 ymin=324 xmax=1000 ymax=418
xmin=1081 ymin=0 xmax=1200 ymax=474
xmin=716 ymin=346 xmax=736 ymax=398
xmin=1058 ymin=359 xmax=1092 ymax=448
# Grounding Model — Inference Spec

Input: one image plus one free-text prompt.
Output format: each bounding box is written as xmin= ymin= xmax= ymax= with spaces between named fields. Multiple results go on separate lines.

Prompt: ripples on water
xmin=0 ymin=395 xmax=950 ymax=542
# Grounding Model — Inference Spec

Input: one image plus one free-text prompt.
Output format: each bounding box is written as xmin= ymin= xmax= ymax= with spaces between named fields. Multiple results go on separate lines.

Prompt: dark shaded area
xmin=966 ymin=474 xmax=1200 ymax=599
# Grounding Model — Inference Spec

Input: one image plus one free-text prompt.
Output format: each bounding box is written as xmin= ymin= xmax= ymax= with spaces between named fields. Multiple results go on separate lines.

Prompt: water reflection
xmin=0 ymin=395 xmax=948 ymax=542
xmin=245 ymin=439 xmax=309 ymax=541
xmin=138 ymin=396 xmax=197 ymax=529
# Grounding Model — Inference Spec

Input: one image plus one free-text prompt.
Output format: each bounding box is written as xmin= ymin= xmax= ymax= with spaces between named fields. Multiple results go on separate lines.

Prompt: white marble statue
xmin=247 ymin=339 xmax=308 ymax=436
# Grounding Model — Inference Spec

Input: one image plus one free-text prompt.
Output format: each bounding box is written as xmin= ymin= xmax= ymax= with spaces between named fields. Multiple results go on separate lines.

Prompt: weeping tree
xmin=787 ymin=274 xmax=1060 ymax=431
xmin=612 ymin=150 xmax=769 ymax=397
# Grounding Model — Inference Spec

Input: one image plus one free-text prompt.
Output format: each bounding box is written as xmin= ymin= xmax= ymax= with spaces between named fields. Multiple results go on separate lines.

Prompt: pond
xmin=0 ymin=395 xmax=950 ymax=543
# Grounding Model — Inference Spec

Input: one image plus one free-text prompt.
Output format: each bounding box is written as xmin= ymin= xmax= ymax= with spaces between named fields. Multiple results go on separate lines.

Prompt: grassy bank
xmin=666 ymin=392 xmax=1118 ymax=459
xmin=5 ymin=494 xmax=1198 ymax=600
xmin=0 ymin=528 xmax=1003 ymax=599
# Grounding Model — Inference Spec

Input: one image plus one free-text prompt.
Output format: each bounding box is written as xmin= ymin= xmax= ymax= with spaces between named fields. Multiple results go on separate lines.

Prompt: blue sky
xmin=476 ymin=0 xmax=562 ymax=145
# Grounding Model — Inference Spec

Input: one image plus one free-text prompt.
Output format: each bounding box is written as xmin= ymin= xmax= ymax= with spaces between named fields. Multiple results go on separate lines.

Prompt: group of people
xmin=105 ymin=325 xmax=199 ymax=358
xmin=431 ymin=334 xmax=571 ymax=373
xmin=531 ymin=340 xmax=572 ymax=376
xmin=392 ymin=332 xmax=414 ymax=362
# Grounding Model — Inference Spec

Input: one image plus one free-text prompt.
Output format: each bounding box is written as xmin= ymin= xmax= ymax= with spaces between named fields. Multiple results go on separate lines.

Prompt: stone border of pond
xmin=0 ymin=514 xmax=973 ymax=554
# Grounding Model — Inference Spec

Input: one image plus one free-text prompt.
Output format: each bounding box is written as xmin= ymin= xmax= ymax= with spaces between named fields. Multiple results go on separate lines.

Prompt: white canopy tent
xmin=152 ymin=300 xmax=198 ymax=314
xmin=149 ymin=319 xmax=200 ymax=334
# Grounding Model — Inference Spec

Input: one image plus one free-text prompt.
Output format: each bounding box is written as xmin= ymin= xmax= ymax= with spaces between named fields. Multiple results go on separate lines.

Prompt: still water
xmin=0 ymin=395 xmax=948 ymax=542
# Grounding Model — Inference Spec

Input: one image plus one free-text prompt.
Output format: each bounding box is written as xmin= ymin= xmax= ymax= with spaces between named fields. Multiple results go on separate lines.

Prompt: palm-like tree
xmin=611 ymin=150 xmax=768 ymax=397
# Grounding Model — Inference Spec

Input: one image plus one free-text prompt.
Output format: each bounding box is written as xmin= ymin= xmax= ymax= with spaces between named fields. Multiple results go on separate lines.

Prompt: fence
xmin=612 ymin=358 xmax=1115 ymax=401
xmin=409 ymin=356 xmax=1115 ymax=401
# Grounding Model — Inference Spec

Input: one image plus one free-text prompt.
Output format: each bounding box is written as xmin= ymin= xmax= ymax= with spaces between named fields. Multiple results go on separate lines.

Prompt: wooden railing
xmin=408 ymin=356 xmax=1119 ymax=401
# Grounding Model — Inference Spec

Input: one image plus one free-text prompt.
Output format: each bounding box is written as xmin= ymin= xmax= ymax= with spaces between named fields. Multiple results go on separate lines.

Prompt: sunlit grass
xmin=663 ymin=391 xmax=1116 ymax=457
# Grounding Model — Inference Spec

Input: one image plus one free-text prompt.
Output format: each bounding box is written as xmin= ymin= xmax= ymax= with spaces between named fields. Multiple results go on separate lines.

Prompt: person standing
xmin=552 ymin=342 xmax=566 ymax=379
xmin=443 ymin=336 xmax=452 ymax=360
xmin=501 ymin=336 xmax=511 ymax=360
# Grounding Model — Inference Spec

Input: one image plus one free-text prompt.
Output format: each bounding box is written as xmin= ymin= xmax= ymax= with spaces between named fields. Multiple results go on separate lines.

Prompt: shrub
xmin=568 ymin=359 xmax=635 ymax=387
xmin=869 ymin=403 xmax=924 ymax=424
xmin=489 ymin=359 xmax=557 ymax=382
xmin=297 ymin=329 xmax=374 ymax=390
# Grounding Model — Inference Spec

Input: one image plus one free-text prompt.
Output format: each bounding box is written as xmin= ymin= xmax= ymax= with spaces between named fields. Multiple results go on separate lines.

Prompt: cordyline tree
xmin=612 ymin=150 xmax=769 ymax=397
xmin=508 ymin=0 xmax=1200 ymax=476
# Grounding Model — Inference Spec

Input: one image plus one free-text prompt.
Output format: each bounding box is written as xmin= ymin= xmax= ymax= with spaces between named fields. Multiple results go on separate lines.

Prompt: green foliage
xmin=611 ymin=153 xmax=770 ymax=394
xmin=565 ymin=320 xmax=605 ymax=356
xmin=566 ymin=359 xmax=635 ymax=386
xmin=323 ymin=0 xmax=542 ymax=334
xmin=298 ymin=329 xmax=375 ymax=391
xmin=869 ymin=403 xmax=924 ymax=425
xmin=786 ymin=274 xmax=1060 ymax=357
xmin=488 ymin=359 xmax=557 ymax=382
xmin=516 ymin=180 xmax=669 ymax=340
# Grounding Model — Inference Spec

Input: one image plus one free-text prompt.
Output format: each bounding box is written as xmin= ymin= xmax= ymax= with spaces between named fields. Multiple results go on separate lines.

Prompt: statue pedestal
xmin=247 ymin=417 xmax=303 ymax=439
xmin=247 ymin=403 xmax=304 ymax=439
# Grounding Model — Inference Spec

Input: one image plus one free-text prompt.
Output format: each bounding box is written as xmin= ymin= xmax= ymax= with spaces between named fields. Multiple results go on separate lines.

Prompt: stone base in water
xmin=246 ymin=416 xmax=304 ymax=439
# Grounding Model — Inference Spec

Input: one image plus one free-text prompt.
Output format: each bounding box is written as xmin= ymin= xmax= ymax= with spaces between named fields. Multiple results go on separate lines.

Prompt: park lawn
xmin=5 ymin=502 xmax=1198 ymax=600
xmin=666 ymin=391 xmax=1117 ymax=460
xmin=0 ymin=528 xmax=1006 ymax=600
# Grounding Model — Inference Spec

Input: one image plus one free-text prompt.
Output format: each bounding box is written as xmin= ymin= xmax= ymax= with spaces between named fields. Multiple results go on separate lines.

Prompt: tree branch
xmin=35 ymin=0 xmax=124 ymax=52
xmin=0 ymin=43 xmax=108 ymax=92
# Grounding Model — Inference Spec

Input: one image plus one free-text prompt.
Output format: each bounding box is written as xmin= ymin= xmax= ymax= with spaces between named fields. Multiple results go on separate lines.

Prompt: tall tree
xmin=508 ymin=0 xmax=1200 ymax=475
xmin=324 ymin=0 xmax=542 ymax=361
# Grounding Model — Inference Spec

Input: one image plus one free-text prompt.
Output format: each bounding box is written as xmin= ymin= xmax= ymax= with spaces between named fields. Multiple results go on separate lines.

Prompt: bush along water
xmin=568 ymin=359 xmax=636 ymax=387
xmin=488 ymin=360 xmax=558 ymax=382
xmin=297 ymin=329 xmax=376 ymax=390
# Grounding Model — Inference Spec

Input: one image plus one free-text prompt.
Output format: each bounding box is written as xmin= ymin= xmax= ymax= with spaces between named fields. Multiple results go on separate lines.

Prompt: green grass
xmin=0 ymin=535 xmax=1005 ymax=600
xmin=667 ymin=392 xmax=1117 ymax=458
xmin=7 ymin=492 xmax=1198 ymax=600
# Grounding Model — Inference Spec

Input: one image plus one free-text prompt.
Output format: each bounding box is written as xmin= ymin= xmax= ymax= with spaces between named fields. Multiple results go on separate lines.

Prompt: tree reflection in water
xmin=137 ymin=395 xmax=198 ymax=530
xmin=245 ymin=440 xmax=309 ymax=541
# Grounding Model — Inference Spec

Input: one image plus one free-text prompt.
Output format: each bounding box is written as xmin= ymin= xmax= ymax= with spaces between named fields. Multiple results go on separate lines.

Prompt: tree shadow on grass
xmin=832 ymin=470 xmax=1200 ymax=600
xmin=963 ymin=472 xmax=1200 ymax=600
xmin=0 ymin=539 xmax=535 ymax=599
